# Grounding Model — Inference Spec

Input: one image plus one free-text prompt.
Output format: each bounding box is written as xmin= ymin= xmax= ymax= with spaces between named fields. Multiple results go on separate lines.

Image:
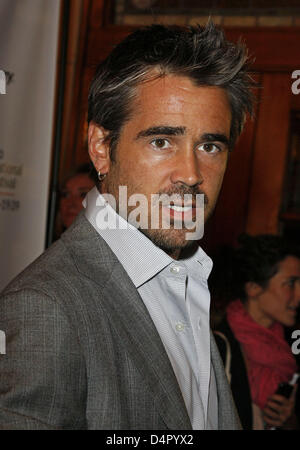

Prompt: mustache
xmin=156 ymin=185 xmax=208 ymax=205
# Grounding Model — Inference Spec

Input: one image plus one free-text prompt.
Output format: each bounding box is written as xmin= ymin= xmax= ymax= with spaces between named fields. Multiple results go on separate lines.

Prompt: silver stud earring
xmin=97 ymin=170 xmax=107 ymax=181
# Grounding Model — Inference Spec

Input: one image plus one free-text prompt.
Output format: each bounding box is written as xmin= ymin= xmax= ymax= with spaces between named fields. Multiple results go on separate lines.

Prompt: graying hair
xmin=88 ymin=21 xmax=255 ymax=160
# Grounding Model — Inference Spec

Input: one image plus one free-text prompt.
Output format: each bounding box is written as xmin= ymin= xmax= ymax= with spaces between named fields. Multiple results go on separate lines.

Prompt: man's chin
xmin=139 ymin=227 xmax=198 ymax=254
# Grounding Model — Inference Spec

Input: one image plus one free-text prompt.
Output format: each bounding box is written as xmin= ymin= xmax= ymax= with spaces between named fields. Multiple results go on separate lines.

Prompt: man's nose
xmin=170 ymin=147 xmax=203 ymax=187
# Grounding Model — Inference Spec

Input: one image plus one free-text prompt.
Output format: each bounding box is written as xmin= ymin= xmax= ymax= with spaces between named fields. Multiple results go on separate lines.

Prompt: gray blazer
xmin=0 ymin=213 xmax=241 ymax=429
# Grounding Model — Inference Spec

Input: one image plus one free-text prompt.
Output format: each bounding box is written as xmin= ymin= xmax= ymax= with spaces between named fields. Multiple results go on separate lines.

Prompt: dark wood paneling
xmin=85 ymin=26 xmax=300 ymax=72
xmin=225 ymin=28 xmax=300 ymax=72
xmin=85 ymin=25 xmax=134 ymax=67
xmin=246 ymin=73 xmax=292 ymax=234
xmin=89 ymin=0 xmax=111 ymax=28
xmin=74 ymin=66 xmax=96 ymax=166
xmin=58 ymin=0 xmax=92 ymax=181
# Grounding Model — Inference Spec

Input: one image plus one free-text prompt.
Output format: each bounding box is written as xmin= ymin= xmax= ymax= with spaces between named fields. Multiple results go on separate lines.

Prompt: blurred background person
xmin=55 ymin=163 xmax=95 ymax=238
xmin=210 ymin=234 xmax=300 ymax=429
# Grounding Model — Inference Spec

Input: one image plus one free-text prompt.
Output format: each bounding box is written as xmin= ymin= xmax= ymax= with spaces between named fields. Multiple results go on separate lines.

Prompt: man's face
xmin=92 ymin=74 xmax=232 ymax=256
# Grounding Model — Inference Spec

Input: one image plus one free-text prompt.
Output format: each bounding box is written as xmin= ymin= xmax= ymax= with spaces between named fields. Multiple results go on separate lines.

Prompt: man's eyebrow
xmin=200 ymin=133 xmax=230 ymax=147
xmin=136 ymin=126 xmax=186 ymax=139
xmin=135 ymin=128 xmax=230 ymax=148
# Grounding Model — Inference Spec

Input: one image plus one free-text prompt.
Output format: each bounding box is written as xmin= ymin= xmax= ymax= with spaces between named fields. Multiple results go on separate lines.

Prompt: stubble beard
xmin=139 ymin=226 xmax=197 ymax=253
xmin=101 ymin=170 xmax=211 ymax=255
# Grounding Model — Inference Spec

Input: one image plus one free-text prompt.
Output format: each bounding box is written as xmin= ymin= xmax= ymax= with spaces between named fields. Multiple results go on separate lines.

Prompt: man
xmin=0 ymin=22 xmax=254 ymax=429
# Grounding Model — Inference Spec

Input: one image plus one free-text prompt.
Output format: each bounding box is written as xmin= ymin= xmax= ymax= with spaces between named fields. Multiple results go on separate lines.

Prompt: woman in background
xmin=211 ymin=234 xmax=300 ymax=429
xmin=55 ymin=163 xmax=95 ymax=238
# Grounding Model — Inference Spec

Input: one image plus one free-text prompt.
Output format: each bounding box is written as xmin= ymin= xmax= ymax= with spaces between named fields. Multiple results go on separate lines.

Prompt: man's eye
xmin=199 ymin=143 xmax=221 ymax=153
xmin=150 ymin=138 xmax=170 ymax=149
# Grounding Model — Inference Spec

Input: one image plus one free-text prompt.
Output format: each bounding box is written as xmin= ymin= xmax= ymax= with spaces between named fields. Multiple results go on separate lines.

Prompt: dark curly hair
xmin=209 ymin=234 xmax=300 ymax=304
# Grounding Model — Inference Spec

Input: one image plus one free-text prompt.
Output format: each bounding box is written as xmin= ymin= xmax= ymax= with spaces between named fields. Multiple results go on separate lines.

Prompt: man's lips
xmin=156 ymin=190 xmax=208 ymax=206
xmin=162 ymin=204 xmax=197 ymax=221
xmin=165 ymin=204 xmax=194 ymax=211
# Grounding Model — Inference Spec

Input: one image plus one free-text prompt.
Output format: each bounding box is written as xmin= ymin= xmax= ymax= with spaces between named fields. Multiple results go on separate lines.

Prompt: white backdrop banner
xmin=0 ymin=0 xmax=61 ymax=290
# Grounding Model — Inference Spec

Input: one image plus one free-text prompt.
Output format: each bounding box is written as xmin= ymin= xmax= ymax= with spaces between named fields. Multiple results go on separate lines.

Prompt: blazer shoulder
xmin=0 ymin=214 xmax=119 ymax=333
xmin=1 ymin=213 xmax=114 ymax=298
xmin=1 ymin=237 xmax=75 ymax=297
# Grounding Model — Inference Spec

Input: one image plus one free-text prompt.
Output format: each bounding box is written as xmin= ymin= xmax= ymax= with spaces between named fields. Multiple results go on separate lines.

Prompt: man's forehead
xmin=129 ymin=74 xmax=232 ymax=135
xmin=130 ymin=74 xmax=230 ymax=117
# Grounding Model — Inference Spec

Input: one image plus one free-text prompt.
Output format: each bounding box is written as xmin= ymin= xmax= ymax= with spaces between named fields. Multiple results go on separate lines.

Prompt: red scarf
xmin=226 ymin=299 xmax=297 ymax=410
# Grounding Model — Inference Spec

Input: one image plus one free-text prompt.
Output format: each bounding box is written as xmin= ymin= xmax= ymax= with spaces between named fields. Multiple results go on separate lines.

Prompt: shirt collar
xmin=83 ymin=187 xmax=213 ymax=287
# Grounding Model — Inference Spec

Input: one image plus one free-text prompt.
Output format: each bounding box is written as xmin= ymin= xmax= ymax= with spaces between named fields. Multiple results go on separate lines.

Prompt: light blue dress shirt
xmin=83 ymin=187 xmax=218 ymax=429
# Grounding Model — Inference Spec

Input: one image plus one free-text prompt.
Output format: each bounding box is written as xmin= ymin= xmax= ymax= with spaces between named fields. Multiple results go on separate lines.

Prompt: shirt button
xmin=175 ymin=322 xmax=185 ymax=332
xmin=170 ymin=265 xmax=180 ymax=274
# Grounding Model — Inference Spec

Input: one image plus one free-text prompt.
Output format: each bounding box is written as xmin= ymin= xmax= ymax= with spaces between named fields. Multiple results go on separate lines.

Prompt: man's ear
xmin=88 ymin=122 xmax=111 ymax=175
xmin=245 ymin=281 xmax=264 ymax=300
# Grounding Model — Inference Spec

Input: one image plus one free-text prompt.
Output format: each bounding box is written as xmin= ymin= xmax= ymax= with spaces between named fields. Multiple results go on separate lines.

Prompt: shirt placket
xmin=188 ymin=269 xmax=211 ymax=427
xmin=166 ymin=263 xmax=206 ymax=428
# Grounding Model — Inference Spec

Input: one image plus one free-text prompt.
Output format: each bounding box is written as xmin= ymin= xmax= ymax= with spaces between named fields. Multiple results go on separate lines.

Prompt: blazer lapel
xmin=62 ymin=213 xmax=192 ymax=430
xmin=103 ymin=264 xmax=192 ymax=429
